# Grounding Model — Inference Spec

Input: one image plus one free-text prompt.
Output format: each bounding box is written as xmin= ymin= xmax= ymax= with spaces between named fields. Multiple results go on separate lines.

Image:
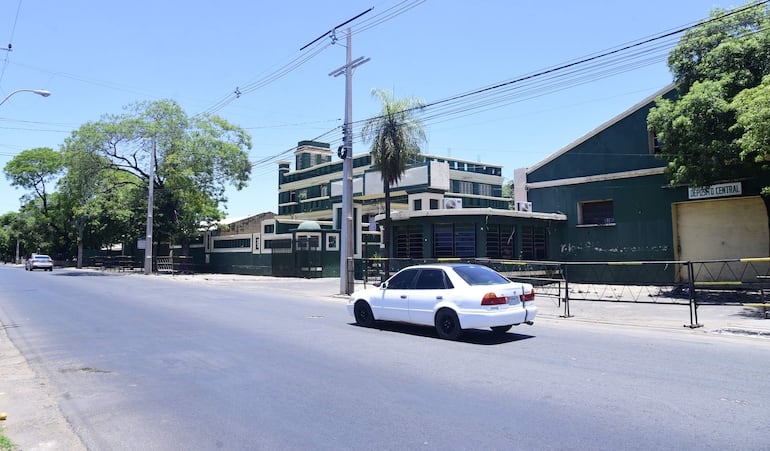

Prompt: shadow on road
xmin=350 ymin=321 xmax=535 ymax=345
xmin=51 ymin=270 xmax=116 ymax=277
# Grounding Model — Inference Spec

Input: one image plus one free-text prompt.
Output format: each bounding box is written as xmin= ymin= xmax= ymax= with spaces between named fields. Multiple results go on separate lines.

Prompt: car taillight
xmin=520 ymin=289 xmax=535 ymax=303
xmin=481 ymin=293 xmax=507 ymax=305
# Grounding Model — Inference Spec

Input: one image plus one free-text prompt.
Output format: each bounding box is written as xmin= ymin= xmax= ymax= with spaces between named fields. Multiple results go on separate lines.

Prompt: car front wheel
xmin=435 ymin=308 xmax=461 ymax=340
xmin=354 ymin=301 xmax=375 ymax=327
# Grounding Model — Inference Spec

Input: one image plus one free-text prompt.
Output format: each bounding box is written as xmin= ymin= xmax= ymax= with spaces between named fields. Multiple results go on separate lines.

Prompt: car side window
xmin=415 ymin=269 xmax=451 ymax=290
xmin=386 ymin=269 xmax=418 ymax=290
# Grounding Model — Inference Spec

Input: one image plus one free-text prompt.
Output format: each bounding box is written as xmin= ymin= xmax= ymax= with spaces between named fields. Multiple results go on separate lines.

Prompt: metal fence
xmin=155 ymin=255 xmax=197 ymax=274
xmin=358 ymin=257 xmax=770 ymax=328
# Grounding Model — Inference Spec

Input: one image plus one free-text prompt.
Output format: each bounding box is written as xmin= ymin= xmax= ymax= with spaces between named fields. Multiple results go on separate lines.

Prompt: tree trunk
xmin=77 ymin=216 xmax=84 ymax=269
xmin=761 ymin=194 xmax=770 ymax=257
xmin=180 ymin=237 xmax=191 ymax=256
xmin=383 ymin=180 xmax=391 ymax=281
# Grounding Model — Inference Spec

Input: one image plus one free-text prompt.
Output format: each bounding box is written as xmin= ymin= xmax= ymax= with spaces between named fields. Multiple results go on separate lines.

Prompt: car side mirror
xmin=377 ymin=281 xmax=387 ymax=289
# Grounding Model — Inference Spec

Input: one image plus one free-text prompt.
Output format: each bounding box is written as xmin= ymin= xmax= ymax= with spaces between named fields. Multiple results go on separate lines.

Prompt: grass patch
xmin=0 ymin=426 xmax=14 ymax=451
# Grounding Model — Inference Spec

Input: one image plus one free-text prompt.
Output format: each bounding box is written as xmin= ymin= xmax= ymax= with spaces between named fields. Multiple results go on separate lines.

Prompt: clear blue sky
xmin=0 ymin=0 xmax=743 ymax=219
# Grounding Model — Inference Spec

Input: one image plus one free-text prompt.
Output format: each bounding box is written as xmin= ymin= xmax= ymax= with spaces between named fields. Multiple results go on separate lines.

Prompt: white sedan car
xmin=348 ymin=263 xmax=537 ymax=340
xmin=25 ymin=254 xmax=54 ymax=271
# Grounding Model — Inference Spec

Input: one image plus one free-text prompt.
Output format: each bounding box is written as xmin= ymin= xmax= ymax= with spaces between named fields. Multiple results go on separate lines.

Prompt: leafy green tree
xmin=0 ymin=212 xmax=21 ymax=262
xmin=733 ymin=75 xmax=770 ymax=176
xmin=502 ymin=178 xmax=515 ymax=210
xmin=3 ymin=147 xmax=68 ymax=256
xmin=361 ymin=89 xmax=426 ymax=276
xmin=3 ymin=147 xmax=64 ymax=214
xmin=13 ymin=199 xmax=55 ymax=257
xmin=648 ymin=2 xmax=770 ymax=245
xmin=57 ymin=144 xmax=140 ymax=266
xmin=59 ymin=142 xmax=108 ymax=266
xmin=63 ymin=99 xmax=252 ymax=254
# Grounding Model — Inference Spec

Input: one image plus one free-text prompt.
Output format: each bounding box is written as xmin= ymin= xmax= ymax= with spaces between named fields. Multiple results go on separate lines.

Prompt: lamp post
xmin=0 ymin=89 xmax=51 ymax=107
xmin=1 ymin=89 xmax=50 ymax=264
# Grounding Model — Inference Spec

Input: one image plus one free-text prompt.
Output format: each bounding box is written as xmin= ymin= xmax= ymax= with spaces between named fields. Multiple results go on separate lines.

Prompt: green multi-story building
xmin=276 ymin=140 xmax=565 ymax=262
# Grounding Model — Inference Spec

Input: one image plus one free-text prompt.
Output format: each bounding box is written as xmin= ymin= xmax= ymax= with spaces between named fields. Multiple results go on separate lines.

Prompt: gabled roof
xmin=527 ymin=83 xmax=676 ymax=174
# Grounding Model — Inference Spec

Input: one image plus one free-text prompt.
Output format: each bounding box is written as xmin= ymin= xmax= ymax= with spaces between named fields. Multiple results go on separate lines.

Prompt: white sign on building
xmin=688 ymin=182 xmax=742 ymax=200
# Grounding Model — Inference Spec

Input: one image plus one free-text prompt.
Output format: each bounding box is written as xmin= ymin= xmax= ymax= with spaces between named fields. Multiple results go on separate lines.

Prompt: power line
xmin=195 ymin=0 xmax=426 ymax=118
xmin=350 ymin=0 xmax=425 ymax=35
xmin=0 ymin=0 xmax=24 ymax=89
xmin=417 ymin=0 xmax=770 ymax=118
xmin=245 ymin=0 xmax=770 ymax=172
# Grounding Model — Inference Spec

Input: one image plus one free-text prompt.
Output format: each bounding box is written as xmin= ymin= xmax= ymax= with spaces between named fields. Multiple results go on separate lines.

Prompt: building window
xmin=296 ymin=234 xmax=320 ymax=251
xmin=454 ymin=224 xmax=475 ymax=257
xmin=327 ymin=234 xmax=339 ymax=251
xmin=364 ymin=215 xmax=376 ymax=231
xmin=395 ymin=225 xmax=423 ymax=259
xmin=213 ymin=238 xmax=251 ymax=249
xmin=458 ymin=181 xmax=473 ymax=194
xmin=486 ymin=224 xmax=515 ymax=259
xmin=433 ymin=223 xmax=475 ymax=258
xmin=434 ymin=224 xmax=453 ymax=257
xmin=430 ymin=199 xmax=439 ymax=210
xmin=648 ymin=131 xmax=663 ymax=154
xmin=521 ymin=226 xmax=547 ymax=260
xmin=265 ymin=239 xmax=292 ymax=253
xmin=264 ymin=224 xmax=275 ymax=234
xmin=478 ymin=184 xmax=492 ymax=197
xmin=579 ymin=200 xmax=615 ymax=225
xmin=413 ymin=199 xmax=422 ymax=211
xmin=320 ymin=184 xmax=328 ymax=197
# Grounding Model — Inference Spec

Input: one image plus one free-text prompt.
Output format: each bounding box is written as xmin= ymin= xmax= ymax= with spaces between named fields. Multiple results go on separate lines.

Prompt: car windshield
xmin=452 ymin=265 xmax=510 ymax=286
xmin=34 ymin=256 xmax=50 ymax=260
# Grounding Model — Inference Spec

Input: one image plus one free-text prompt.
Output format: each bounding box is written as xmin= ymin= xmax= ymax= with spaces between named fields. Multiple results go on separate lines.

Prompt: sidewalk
xmin=156 ymin=273 xmax=770 ymax=338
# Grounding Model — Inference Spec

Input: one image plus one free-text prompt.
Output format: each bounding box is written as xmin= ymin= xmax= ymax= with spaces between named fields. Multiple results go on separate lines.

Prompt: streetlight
xmin=0 ymin=89 xmax=51 ymax=107
xmin=1 ymin=89 xmax=50 ymax=263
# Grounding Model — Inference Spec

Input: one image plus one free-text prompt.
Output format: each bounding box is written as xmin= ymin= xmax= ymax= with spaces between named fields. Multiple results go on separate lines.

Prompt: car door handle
xmin=400 ymin=295 xmax=407 ymax=299
xmin=436 ymin=296 xmax=443 ymax=300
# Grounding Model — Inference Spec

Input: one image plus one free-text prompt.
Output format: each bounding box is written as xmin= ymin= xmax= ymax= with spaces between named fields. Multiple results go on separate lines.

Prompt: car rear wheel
xmin=354 ymin=301 xmax=375 ymax=327
xmin=435 ymin=309 xmax=461 ymax=340
xmin=491 ymin=325 xmax=512 ymax=334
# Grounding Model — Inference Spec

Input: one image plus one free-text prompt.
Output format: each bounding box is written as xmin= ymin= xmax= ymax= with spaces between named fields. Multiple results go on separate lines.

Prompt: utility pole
xmin=329 ymin=29 xmax=369 ymax=295
xmin=303 ymin=9 xmax=371 ymax=294
xmin=144 ymin=139 xmax=156 ymax=275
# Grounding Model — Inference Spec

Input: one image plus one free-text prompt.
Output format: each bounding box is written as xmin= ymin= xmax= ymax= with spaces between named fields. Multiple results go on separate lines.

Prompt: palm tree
xmin=361 ymin=89 xmax=426 ymax=278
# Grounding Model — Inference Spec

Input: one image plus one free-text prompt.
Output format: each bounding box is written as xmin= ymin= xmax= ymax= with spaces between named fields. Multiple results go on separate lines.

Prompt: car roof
xmin=400 ymin=263 xmax=489 ymax=270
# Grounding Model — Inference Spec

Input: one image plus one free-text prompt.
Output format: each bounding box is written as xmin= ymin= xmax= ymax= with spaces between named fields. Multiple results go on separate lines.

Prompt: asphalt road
xmin=1 ymin=266 xmax=769 ymax=450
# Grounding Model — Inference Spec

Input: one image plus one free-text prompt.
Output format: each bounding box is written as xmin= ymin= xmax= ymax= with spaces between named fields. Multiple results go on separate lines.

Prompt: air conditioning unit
xmin=443 ymin=198 xmax=462 ymax=209
xmin=516 ymin=201 xmax=532 ymax=212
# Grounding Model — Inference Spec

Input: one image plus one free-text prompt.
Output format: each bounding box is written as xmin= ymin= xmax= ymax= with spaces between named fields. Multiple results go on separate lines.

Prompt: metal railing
xmin=357 ymin=257 xmax=770 ymax=328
